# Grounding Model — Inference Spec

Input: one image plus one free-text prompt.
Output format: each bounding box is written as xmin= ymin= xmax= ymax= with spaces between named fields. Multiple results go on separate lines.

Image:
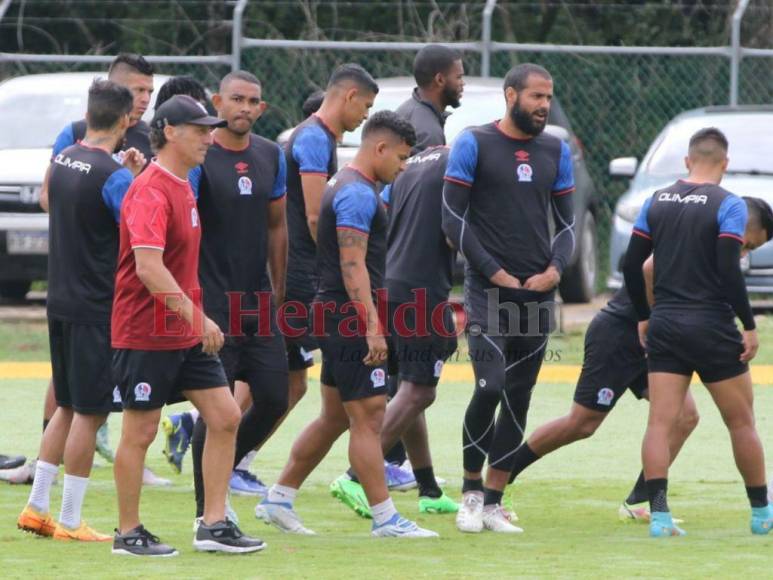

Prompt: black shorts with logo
xmin=49 ymin=317 xmax=121 ymax=415
xmin=646 ymin=308 xmax=747 ymax=383
xmin=318 ymin=312 xmax=388 ymax=402
xmin=113 ymin=344 xmax=228 ymax=410
xmin=573 ymin=312 xmax=648 ymax=413
xmin=284 ymin=286 xmax=318 ymax=371
xmin=387 ymin=301 xmax=458 ymax=387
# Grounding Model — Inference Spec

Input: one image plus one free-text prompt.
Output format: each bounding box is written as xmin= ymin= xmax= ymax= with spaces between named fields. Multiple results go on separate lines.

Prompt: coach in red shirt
xmin=111 ymin=95 xmax=263 ymax=556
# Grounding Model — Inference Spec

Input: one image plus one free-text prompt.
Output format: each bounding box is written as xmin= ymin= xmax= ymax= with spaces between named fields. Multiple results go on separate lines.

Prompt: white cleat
xmin=371 ymin=514 xmax=438 ymax=538
xmin=255 ymin=501 xmax=316 ymax=535
xmin=0 ymin=461 xmax=34 ymax=484
xmin=456 ymin=491 xmax=484 ymax=533
xmin=482 ymin=505 xmax=524 ymax=533
xmin=142 ymin=467 xmax=172 ymax=487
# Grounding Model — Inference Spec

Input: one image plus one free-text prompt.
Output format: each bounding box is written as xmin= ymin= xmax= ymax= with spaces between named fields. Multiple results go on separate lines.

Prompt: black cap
xmin=151 ymin=94 xmax=226 ymax=129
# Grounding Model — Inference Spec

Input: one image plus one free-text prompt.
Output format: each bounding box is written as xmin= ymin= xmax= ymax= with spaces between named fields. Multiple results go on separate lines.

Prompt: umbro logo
xmin=515 ymin=150 xmax=530 ymax=162
xmin=235 ymin=161 xmax=249 ymax=175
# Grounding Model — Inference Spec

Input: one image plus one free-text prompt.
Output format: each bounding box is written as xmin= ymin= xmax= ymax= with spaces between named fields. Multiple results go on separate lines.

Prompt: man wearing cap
xmin=110 ymin=95 xmax=264 ymax=557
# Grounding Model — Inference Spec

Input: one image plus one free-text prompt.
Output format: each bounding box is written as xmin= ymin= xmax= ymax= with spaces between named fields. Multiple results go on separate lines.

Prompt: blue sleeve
xmin=51 ymin=124 xmax=75 ymax=158
xmin=551 ymin=141 xmax=575 ymax=194
xmin=292 ymin=125 xmax=332 ymax=174
xmin=271 ymin=144 xmax=287 ymax=200
xmin=633 ymin=196 xmax=653 ymax=236
xmin=380 ymin=184 xmax=392 ymax=206
xmin=444 ymin=130 xmax=478 ymax=186
xmin=101 ymin=168 xmax=134 ymax=223
xmin=333 ymin=183 xmax=378 ymax=234
xmin=188 ymin=166 xmax=202 ymax=200
xmin=717 ymin=195 xmax=747 ymax=240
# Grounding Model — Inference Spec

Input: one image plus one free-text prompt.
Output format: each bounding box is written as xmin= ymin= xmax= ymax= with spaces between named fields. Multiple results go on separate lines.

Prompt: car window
xmin=0 ymin=90 xmax=88 ymax=150
xmin=646 ymin=112 xmax=773 ymax=176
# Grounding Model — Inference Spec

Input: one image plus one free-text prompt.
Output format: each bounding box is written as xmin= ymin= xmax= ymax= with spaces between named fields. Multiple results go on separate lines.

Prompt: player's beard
xmin=442 ymin=83 xmax=462 ymax=109
xmin=510 ymin=98 xmax=547 ymax=136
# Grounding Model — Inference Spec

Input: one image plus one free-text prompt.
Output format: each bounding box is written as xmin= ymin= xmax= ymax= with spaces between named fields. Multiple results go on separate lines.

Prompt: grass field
xmin=2 ymin=318 xmax=773 ymax=578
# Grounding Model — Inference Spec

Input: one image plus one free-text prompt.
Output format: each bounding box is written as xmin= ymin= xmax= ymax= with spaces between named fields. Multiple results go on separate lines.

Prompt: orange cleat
xmin=53 ymin=521 xmax=112 ymax=542
xmin=17 ymin=505 xmax=56 ymax=537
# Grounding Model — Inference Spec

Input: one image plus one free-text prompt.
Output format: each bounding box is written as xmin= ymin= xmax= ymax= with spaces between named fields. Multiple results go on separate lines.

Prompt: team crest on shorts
xmin=433 ymin=360 xmax=444 ymax=378
xmin=238 ymin=176 xmax=252 ymax=196
xmin=516 ymin=163 xmax=533 ymax=182
xmin=134 ymin=382 xmax=152 ymax=402
xmin=112 ymin=386 xmax=122 ymax=404
xmin=191 ymin=207 xmax=199 ymax=227
xmin=596 ymin=387 xmax=614 ymax=406
xmin=370 ymin=368 xmax=386 ymax=388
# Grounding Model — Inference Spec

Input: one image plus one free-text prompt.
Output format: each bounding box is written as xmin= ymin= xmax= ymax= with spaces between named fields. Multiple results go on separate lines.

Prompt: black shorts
xmin=113 ymin=344 xmax=228 ymax=410
xmin=388 ymin=301 xmax=458 ymax=387
xmin=573 ymin=312 xmax=648 ymax=413
xmin=219 ymin=324 xmax=288 ymax=401
xmin=284 ymin=287 xmax=318 ymax=371
xmin=49 ymin=317 xmax=120 ymax=415
xmin=646 ymin=309 xmax=748 ymax=383
xmin=318 ymin=327 xmax=388 ymax=402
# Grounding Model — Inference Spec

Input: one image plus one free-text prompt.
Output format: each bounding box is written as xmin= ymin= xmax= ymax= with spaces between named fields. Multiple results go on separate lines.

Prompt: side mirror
xmin=609 ymin=157 xmax=638 ymax=177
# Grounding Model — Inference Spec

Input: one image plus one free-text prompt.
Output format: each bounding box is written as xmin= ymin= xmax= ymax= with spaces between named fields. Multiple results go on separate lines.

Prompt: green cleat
xmin=501 ymin=486 xmax=519 ymax=522
xmin=419 ymin=492 xmax=459 ymax=514
xmin=330 ymin=475 xmax=372 ymax=519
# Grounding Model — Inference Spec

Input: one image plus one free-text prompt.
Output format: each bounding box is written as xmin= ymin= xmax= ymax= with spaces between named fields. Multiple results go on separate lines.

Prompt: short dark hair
xmin=744 ymin=196 xmax=773 ymax=242
xmin=361 ymin=110 xmax=416 ymax=148
xmin=503 ymin=63 xmax=552 ymax=92
xmin=156 ymin=76 xmax=208 ymax=109
xmin=108 ymin=53 xmax=154 ymax=78
xmin=327 ymin=63 xmax=379 ymax=95
xmin=413 ymin=44 xmax=462 ymax=88
xmin=302 ymin=89 xmax=325 ymax=117
xmin=688 ymin=127 xmax=728 ymax=162
xmin=219 ymin=70 xmax=261 ymax=93
xmin=87 ymin=79 xmax=133 ymax=131
xmin=149 ymin=125 xmax=167 ymax=154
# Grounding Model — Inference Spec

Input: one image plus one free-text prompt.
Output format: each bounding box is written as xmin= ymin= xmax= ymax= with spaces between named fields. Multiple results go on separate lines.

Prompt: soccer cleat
xmin=17 ymin=505 xmax=56 ymax=537
xmin=193 ymin=519 xmax=266 ymax=553
xmin=502 ymin=487 xmax=519 ymax=522
xmin=142 ymin=466 xmax=172 ymax=487
xmin=751 ymin=505 xmax=773 ymax=535
xmin=255 ymin=501 xmax=316 ymax=535
xmin=0 ymin=461 xmax=35 ymax=485
xmin=482 ymin=505 xmax=524 ymax=533
xmin=330 ymin=474 xmax=372 ymax=519
xmin=619 ymin=501 xmax=651 ymax=523
xmin=112 ymin=525 xmax=178 ymax=557
xmin=230 ymin=469 xmax=267 ymax=497
xmin=371 ymin=513 xmax=438 ymax=538
xmin=53 ymin=521 xmax=112 ymax=542
xmin=456 ymin=491 xmax=484 ymax=533
xmin=161 ymin=413 xmax=191 ymax=474
xmin=649 ymin=512 xmax=686 ymax=538
xmin=385 ymin=462 xmax=417 ymax=491
xmin=0 ymin=454 xmax=26 ymax=470
xmin=418 ymin=492 xmax=459 ymax=514
xmin=95 ymin=423 xmax=115 ymax=463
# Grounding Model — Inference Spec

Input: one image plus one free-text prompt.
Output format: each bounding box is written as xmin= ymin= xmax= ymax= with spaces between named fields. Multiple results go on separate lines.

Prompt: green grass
xmin=3 ymin=318 xmax=773 ymax=577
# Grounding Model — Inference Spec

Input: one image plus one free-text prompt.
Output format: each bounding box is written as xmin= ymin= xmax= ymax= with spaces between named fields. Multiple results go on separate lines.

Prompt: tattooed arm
xmin=337 ymin=228 xmax=387 ymax=365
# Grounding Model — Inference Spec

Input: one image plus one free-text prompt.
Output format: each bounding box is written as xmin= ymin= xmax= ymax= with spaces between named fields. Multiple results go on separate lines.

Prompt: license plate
xmin=7 ymin=230 xmax=48 ymax=255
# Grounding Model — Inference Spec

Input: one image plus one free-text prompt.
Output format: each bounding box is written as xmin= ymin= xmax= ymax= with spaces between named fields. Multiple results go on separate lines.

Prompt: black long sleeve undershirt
xmin=622 ymin=233 xmax=652 ymax=321
xmin=717 ymin=236 xmax=756 ymax=331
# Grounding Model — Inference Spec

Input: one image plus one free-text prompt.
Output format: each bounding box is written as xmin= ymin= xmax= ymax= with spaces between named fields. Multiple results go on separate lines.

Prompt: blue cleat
xmin=229 ymin=469 xmax=267 ymax=497
xmin=751 ymin=505 xmax=773 ymax=535
xmin=649 ymin=511 xmax=686 ymax=538
xmin=385 ymin=462 xmax=416 ymax=491
xmin=161 ymin=413 xmax=192 ymax=474
xmin=371 ymin=513 xmax=438 ymax=538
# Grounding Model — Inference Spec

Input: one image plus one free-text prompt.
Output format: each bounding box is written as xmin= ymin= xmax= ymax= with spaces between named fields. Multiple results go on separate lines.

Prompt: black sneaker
xmin=193 ymin=519 xmax=266 ymax=553
xmin=112 ymin=525 xmax=178 ymax=557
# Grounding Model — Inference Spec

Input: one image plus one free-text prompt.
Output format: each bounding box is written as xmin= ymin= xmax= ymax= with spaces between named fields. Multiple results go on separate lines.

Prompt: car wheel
xmin=559 ymin=211 xmax=597 ymax=303
xmin=0 ymin=280 xmax=31 ymax=301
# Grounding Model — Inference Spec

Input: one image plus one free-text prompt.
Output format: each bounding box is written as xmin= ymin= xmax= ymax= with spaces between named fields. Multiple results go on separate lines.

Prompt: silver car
xmin=608 ymin=106 xmax=773 ymax=291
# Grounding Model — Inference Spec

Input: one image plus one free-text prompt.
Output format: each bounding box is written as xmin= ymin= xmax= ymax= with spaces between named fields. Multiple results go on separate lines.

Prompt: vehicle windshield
xmin=646 ymin=112 xmax=773 ymax=176
xmin=342 ymin=85 xmax=506 ymax=147
xmin=0 ymin=89 xmax=88 ymax=150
